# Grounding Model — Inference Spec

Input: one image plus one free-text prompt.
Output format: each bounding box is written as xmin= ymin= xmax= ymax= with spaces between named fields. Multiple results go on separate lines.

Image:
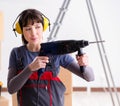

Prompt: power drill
xmin=39 ymin=40 xmax=104 ymax=72
xmin=39 ymin=40 xmax=104 ymax=56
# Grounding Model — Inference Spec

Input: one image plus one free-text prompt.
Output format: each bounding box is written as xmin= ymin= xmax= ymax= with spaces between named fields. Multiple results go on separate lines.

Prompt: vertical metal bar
xmin=48 ymin=0 xmax=71 ymax=41
xmin=88 ymin=0 xmax=120 ymax=105
xmin=86 ymin=0 xmax=115 ymax=104
xmin=85 ymin=0 xmax=118 ymax=105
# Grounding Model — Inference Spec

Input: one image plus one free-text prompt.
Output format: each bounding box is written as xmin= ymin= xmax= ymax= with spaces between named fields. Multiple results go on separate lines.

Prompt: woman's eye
xmin=25 ymin=28 xmax=31 ymax=31
xmin=35 ymin=26 xmax=41 ymax=29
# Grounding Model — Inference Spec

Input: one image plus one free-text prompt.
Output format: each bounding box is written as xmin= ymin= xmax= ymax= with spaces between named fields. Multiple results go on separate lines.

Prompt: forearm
xmin=82 ymin=66 xmax=95 ymax=81
xmin=7 ymin=66 xmax=33 ymax=94
xmin=66 ymin=61 xmax=95 ymax=81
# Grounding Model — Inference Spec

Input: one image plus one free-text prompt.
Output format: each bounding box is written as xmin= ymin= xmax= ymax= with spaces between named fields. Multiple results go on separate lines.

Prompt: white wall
xmin=0 ymin=0 xmax=120 ymax=88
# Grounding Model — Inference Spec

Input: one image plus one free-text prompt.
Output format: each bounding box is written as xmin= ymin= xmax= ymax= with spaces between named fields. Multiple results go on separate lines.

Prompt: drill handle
xmin=78 ymin=48 xmax=84 ymax=56
xmin=77 ymin=48 xmax=85 ymax=73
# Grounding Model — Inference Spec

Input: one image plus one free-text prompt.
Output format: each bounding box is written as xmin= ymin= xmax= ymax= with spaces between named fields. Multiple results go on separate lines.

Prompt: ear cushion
xmin=15 ymin=22 xmax=22 ymax=34
xmin=43 ymin=16 xmax=50 ymax=31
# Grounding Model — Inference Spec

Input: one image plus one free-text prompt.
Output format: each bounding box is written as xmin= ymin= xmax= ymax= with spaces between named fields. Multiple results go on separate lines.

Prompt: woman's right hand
xmin=28 ymin=56 xmax=49 ymax=72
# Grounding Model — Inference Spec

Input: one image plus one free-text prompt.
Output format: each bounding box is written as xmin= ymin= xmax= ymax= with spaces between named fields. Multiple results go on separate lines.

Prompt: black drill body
xmin=39 ymin=40 xmax=89 ymax=56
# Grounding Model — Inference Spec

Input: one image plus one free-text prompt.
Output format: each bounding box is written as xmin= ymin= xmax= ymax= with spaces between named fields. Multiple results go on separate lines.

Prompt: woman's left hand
xmin=76 ymin=54 xmax=89 ymax=66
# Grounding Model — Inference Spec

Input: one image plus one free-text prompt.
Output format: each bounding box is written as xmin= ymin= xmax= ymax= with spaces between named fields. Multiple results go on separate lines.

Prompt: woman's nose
xmin=31 ymin=27 xmax=36 ymax=36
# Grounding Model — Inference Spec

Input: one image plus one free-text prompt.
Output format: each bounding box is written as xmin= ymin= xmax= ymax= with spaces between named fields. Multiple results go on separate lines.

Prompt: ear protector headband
xmin=12 ymin=10 xmax=50 ymax=36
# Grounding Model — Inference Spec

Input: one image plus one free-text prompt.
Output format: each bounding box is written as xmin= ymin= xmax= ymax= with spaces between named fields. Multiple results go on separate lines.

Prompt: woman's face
xmin=23 ymin=22 xmax=43 ymax=45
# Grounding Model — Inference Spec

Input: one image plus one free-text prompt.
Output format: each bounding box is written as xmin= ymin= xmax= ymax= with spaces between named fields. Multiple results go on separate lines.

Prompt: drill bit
xmin=89 ymin=40 xmax=105 ymax=44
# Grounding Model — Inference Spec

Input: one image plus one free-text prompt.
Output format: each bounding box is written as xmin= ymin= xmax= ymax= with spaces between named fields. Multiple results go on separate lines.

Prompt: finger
xmin=38 ymin=61 xmax=47 ymax=68
xmin=37 ymin=58 xmax=49 ymax=63
xmin=38 ymin=56 xmax=49 ymax=60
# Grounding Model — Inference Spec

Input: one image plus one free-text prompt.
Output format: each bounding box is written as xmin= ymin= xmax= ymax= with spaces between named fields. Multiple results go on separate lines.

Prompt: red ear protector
xmin=12 ymin=10 xmax=50 ymax=36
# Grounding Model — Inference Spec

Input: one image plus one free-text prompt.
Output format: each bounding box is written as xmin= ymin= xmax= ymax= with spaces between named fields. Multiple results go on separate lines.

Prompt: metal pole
xmin=47 ymin=0 xmax=71 ymax=41
xmin=86 ymin=0 xmax=120 ymax=105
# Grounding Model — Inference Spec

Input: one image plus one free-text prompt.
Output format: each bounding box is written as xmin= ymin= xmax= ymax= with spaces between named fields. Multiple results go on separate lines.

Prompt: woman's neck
xmin=26 ymin=44 xmax=41 ymax=52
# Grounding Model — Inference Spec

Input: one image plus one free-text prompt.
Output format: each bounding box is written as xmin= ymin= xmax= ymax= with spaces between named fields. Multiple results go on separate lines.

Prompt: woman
xmin=7 ymin=8 xmax=94 ymax=106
